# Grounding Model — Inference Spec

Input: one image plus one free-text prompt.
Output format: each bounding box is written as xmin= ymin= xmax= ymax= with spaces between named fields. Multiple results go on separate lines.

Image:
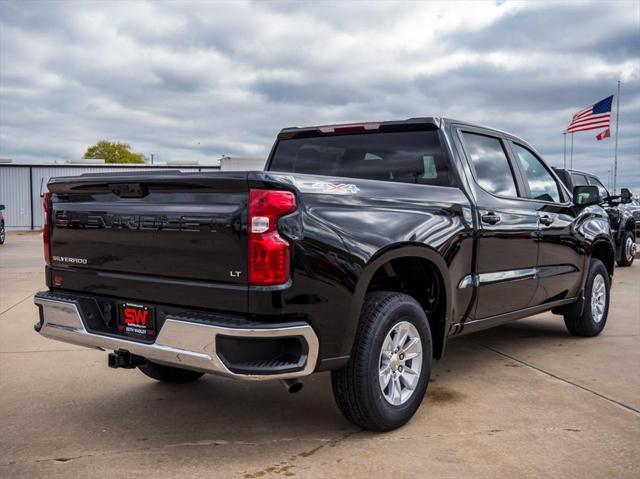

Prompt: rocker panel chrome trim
xmin=459 ymin=267 xmax=537 ymax=288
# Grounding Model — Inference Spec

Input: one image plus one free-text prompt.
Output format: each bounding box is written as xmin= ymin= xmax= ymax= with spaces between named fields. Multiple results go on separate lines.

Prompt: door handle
xmin=539 ymin=215 xmax=554 ymax=226
xmin=481 ymin=212 xmax=501 ymax=225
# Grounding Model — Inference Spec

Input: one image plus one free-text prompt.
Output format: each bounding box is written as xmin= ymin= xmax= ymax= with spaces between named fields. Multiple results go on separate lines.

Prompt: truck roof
xmin=278 ymin=117 xmax=520 ymax=141
xmin=559 ymin=168 xmax=596 ymax=177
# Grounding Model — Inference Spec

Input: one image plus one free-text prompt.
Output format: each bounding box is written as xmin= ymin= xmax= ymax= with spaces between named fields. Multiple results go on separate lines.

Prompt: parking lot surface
xmin=1 ymin=232 xmax=639 ymax=478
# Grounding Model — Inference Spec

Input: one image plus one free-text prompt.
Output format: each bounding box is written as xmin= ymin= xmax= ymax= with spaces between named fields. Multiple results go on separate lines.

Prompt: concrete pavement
xmin=1 ymin=232 xmax=639 ymax=478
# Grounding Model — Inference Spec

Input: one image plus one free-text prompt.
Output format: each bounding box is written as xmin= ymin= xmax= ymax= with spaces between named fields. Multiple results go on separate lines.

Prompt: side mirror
xmin=573 ymin=185 xmax=600 ymax=206
xmin=620 ymin=188 xmax=633 ymax=204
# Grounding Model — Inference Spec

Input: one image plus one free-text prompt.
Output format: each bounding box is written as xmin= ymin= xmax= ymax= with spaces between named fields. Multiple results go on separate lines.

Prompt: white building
xmin=219 ymin=156 xmax=266 ymax=171
xmin=0 ymin=161 xmax=220 ymax=230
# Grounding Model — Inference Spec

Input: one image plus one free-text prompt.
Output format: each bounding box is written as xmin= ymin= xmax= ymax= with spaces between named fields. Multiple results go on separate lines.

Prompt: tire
xmin=564 ymin=258 xmax=610 ymax=337
xmin=0 ymin=222 xmax=5 ymax=245
xmin=331 ymin=292 xmax=432 ymax=431
xmin=138 ymin=360 xmax=204 ymax=383
xmin=616 ymin=230 xmax=636 ymax=267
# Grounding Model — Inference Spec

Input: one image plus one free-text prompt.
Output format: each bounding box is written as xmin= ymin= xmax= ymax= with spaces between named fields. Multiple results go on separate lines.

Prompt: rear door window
xmin=269 ymin=130 xmax=455 ymax=186
xmin=460 ymin=132 xmax=519 ymax=197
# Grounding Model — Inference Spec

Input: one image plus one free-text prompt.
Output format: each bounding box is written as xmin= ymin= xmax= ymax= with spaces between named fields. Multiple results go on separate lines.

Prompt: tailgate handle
xmin=110 ymin=183 xmax=148 ymax=198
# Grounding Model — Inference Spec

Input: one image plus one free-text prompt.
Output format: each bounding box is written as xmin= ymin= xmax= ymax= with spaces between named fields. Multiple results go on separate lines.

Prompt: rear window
xmin=269 ymin=130 xmax=455 ymax=186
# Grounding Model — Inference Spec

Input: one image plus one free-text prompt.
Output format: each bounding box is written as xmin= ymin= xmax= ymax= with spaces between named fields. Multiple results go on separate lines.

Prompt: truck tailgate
xmin=47 ymin=171 xmax=249 ymax=311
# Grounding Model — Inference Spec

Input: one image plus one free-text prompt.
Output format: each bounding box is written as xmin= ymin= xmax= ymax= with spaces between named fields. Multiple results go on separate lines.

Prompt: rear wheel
xmin=617 ymin=230 xmax=636 ymax=266
xmin=564 ymin=259 xmax=610 ymax=337
xmin=138 ymin=360 xmax=204 ymax=383
xmin=0 ymin=222 xmax=5 ymax=244
xmin=331 ymin=292 xmax=432 ymax=431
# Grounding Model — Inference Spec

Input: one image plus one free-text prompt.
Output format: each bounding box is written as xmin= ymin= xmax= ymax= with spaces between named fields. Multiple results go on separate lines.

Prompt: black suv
xmin=553 ymin=168 xmax=636 ymax=266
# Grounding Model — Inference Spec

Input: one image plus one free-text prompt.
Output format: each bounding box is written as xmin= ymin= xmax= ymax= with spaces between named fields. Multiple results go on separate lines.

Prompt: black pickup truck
xmin=553 ymin=168 xmax=636 ymax=266
xmin=35 ymin=118 xmax=615 ymax=431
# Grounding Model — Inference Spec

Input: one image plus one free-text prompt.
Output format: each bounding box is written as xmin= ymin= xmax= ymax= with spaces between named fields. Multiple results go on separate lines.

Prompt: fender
xmin=587 ymin=235 xmax=616 ymax=281
xmin=558 ymin=235 xmax=615 ymax=319
xmin=339 ymin=243 xmax=452 ymax=360
xmin=611 ymin=209 xmax=633 ymax=239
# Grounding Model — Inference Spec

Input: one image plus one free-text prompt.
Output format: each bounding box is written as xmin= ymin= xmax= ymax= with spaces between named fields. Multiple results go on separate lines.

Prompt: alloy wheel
xmin=378 ymin=320 xmax=423 ymax=406
xmin=591 ymin=274 xmax=606 ymax=324
xmin=625 ymin=236 xmax=636 ymax=263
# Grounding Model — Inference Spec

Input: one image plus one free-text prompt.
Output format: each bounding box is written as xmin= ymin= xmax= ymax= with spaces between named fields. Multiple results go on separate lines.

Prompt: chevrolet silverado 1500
xmin=553 ymin=167 xmax=635 ymax=266
xmin=35 ymin=118 xmax=615 ymax=431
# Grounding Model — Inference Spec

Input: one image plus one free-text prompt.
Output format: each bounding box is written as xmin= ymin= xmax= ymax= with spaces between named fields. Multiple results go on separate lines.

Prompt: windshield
xmin=269 ymin=130 xmax=455 ymax=187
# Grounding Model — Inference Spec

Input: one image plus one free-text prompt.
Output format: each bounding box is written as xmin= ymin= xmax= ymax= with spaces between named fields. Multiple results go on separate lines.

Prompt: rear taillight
xmin=43 ymin=192 xmax=52 ymax=266
xmin=248 ymin=189 xmax=296 ymax=286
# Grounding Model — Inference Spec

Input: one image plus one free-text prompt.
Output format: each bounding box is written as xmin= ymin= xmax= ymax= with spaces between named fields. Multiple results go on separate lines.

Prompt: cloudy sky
xmin=1 ymin=0 xmax=638 ymax=189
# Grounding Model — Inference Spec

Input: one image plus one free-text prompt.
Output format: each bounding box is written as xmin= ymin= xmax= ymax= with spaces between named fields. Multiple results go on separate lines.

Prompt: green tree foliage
xmin=83 ymin=140 xmax=146 ymax=164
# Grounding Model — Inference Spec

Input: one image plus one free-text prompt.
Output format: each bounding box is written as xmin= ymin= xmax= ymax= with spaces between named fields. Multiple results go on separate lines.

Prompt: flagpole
xmin=570 ymin=133 xmax=574 ymax=170
xmin=613 ymin=80 xmax=621 ymax=194
xmin=563 ymin=132 xmax=567 ymax=169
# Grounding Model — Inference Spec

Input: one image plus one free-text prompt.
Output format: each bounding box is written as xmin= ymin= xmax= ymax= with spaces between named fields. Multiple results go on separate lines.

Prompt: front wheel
xmin=138 ymin=360 xmax=204 ymax=383
xmin=0 ymin=222 xmax=5 ymax=244
xmin=617 ymin=230 xmax=636 ymax=267
xmin=564 ymin=258 xmax=610 ymax=337
xmin=331 ymin=292 xmax=432 ymax=431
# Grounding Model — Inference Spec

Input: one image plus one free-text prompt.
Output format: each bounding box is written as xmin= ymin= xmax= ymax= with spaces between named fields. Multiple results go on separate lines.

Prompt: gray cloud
xmin=0 ymin=0 xmax=638 ymax=189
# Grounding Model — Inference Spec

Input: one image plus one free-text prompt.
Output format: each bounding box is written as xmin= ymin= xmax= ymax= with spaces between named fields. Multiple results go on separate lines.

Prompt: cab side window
xmin=512 ymin=143 xmax=562 ymax=203
xmin=571 ymin=174 xmax=589 ymax=186
xmin=461 ymin=132 xmax=519 ymax=197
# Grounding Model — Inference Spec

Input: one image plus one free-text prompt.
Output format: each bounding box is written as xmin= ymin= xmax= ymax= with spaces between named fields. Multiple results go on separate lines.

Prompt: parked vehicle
xmin=553 ymin=168 xmax=636 ymax=266
xmin=34 ymin=118 xmax=616 ymax=431
xmin=0 ymin=205 xmax=5 ymax=245
xmin=623 ymin=198 xmax=640 ymax=233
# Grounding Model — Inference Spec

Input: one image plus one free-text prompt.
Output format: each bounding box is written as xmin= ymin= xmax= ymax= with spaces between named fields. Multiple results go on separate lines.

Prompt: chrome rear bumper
xmin=34 ymin=293 xmax=319 ymax=381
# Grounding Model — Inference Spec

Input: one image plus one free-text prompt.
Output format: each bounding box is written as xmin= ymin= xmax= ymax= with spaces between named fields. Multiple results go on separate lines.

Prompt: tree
xmin=83 ymin=140 xmax=146 ymax=164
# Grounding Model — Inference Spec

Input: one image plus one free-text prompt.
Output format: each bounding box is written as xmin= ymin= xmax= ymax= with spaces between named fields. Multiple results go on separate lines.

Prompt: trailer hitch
xmin=108 ymin=349 xmax=144 ymax=369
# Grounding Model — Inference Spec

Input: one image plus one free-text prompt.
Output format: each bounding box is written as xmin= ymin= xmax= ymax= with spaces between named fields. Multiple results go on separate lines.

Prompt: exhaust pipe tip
xmin=282 ymin=378 xmax=303 ymax=394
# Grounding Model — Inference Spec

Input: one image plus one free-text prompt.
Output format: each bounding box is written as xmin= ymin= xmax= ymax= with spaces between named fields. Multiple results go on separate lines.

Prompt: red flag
xmin=596 ymin=128 xmax=611 ymax=141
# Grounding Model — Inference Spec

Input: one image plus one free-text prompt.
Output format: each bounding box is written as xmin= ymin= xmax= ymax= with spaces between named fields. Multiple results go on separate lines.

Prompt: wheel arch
xmin=340 ymin=243 xmax=452 ymax=361
xmin=624 ymin=216 xmax=636 ymax=233
xmin=591 ymin=236 xmax=615 ymax=277
xmin=616 ymin=216 xmax=636 ymax=265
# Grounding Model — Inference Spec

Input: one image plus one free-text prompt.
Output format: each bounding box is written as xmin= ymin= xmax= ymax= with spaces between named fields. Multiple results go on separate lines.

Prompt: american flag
xmin=565 ymin=95 xmax=613 ymax=140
